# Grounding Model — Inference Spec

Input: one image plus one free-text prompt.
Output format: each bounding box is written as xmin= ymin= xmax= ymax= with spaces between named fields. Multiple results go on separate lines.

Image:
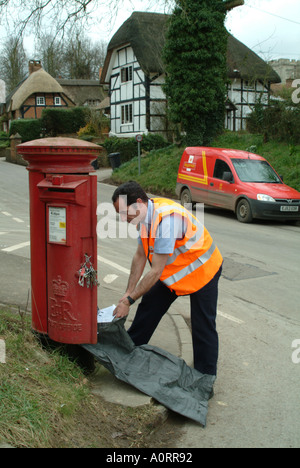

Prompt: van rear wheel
xmin=180 ymin=188 xmax=192 ymax=207
xmin=236 ymin=199 xmax=253 ymax=223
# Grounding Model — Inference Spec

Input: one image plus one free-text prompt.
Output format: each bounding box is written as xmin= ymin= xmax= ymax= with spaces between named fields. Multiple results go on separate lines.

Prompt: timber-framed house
xmin=2 ymin=61 xmax=75 ymax=131
xmin=101 ymin=12 xmax=280 ymax=138
xmin=101 ymin=12 xmax=169 ymax=138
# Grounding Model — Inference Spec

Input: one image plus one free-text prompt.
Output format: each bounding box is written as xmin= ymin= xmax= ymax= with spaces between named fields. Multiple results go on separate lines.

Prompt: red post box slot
xmin=38 ymin=176 xmax=88 ymax=206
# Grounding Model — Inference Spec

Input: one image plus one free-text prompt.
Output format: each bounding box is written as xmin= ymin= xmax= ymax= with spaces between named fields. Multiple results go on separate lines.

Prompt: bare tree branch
xmin=16 ymin=0 xmax=53 ymax=38
xmin=0 ymin=0 xmax=175 ymax=38
xmin=0 ymin=35 xmax=27 ymax=92
xmin=0 ymin=0 xmax=139 ymax=36
xmin=0 ymin=0 xmax=105 ymax=39
xmin=0 ymin=0 xmax=242 ymax=45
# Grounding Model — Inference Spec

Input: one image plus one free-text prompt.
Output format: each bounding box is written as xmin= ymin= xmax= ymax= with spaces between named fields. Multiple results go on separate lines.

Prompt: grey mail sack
xmin=82 ymin=318 xmax=215 ymax=426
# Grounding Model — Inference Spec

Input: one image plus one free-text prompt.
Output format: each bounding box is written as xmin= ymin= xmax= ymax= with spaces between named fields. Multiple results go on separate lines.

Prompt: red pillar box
xmin=17 ymin=138 xmax=101 ymax=345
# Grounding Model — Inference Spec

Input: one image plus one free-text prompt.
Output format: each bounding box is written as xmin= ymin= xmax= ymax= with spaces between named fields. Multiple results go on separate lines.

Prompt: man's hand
xmin=113 ymin=298 xmax=130 ymax=319
xmin=113 ymin=253 xmax=169 ymax=319
xmin=119 ymin=292 xmax=131 ymax=304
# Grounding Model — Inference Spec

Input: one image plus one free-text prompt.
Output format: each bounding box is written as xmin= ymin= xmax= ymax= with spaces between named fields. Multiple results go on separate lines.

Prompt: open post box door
xmin=17 ymin=138 xmax=101 ymax=345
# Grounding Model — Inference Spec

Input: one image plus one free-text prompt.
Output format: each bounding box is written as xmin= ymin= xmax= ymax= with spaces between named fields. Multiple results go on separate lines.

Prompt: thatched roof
xmin=57 ymin=79 xmax=106 ymax=106
xmin=101 ymin=12 xmax=169 ymax=82
xmin=8 ymin=68 xmax=75 ymax=111
xmin=97 ymin=96 xmax=110 ymax=110
xmin=101 ymin=11 xmax=280 ymax=84
xmin=226 ymin=34 xmax=280 ymax=83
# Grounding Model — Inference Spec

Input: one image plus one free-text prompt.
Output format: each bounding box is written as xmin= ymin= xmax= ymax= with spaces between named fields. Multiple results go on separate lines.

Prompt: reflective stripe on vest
xmin=140 ymin=198 xmax=223 ymax=295
xmin=163 ymin=242 xmax=217 ymax=288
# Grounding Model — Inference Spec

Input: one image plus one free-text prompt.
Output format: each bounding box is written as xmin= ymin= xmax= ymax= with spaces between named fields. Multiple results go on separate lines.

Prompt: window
xmin=232 ymin=159 xmax=281 ymax=183
xmin=243 ymin=80 xmax=255 ymax=90
xmin=54 ymin=96 xmax=61 ymax=106
xmin=121 ymin=104 xmax=133 ymax=124
xmin=213 ymin=159 xmax=234 ymax=181
xmin=121 ymin=66 xmax=133 ymax=83
xmin=36 ymin=96 xmax=45 ymax=106
xmin=84 ymin=99 xmax=100 ymax=107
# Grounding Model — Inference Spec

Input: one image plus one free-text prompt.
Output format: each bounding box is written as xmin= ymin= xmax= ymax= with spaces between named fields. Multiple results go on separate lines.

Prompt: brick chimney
xmin=29 ymin=60 xmax=42 ymax=74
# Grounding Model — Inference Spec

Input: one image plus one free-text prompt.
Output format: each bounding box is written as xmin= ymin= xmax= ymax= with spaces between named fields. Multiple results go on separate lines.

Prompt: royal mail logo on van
xmin=178 ymin=151 xmax=208 ymax=186
xmin=184 ymin=154 xmax=196 ymax=170
xmin=184 ymin=162 xmax=196 ymax=169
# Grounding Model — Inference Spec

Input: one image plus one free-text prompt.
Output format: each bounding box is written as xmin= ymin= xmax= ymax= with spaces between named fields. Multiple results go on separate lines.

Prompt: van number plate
xmin=280 ymin=206 xmax=299 ymax=212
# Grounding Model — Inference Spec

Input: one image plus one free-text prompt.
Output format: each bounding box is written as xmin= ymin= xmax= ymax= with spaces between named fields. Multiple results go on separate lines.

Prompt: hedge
xmin=41 ymin=107 xmax=89 ymax=136
xmin=8 ymin=108 xmax=90 ymax=142
xmin=9 ymin=119 xmax=42 ymax=142
xmin=103 ymin=134 xmax=169 ymax=163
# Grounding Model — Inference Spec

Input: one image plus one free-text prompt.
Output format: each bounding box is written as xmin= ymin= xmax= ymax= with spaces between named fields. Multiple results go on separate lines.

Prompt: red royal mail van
xmin=176 ymin=147 xmax=300 ymax=223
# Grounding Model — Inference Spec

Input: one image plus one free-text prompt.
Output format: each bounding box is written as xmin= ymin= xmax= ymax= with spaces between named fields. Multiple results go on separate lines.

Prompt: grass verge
xmin=0 ymin=308 xmax=89 ymax=447
xmin=0 ymin=308 xmax=175 ymax=448
xmin=111 ymin=145 xmax=183 ymax=197
xmin=111 ymin=131 xmax=300 ymax=195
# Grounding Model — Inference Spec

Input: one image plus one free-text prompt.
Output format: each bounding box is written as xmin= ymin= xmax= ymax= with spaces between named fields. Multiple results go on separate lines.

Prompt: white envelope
xmin=97 ymin=305 xmax=116 ymax=323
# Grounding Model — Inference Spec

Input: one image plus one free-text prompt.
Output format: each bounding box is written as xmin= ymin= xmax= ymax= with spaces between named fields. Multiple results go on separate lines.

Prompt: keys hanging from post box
xmin=78 ymin=254 xmax=99 ymax=289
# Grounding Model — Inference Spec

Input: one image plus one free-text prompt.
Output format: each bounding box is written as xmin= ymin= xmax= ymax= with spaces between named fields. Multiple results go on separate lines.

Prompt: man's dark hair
xmin=112 ymin=181 xmax=149 ymax=205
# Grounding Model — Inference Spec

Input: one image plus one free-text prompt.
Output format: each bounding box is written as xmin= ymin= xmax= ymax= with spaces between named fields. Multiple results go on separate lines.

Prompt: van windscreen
xmin=232 ymin=159 xmax=282 ymax=183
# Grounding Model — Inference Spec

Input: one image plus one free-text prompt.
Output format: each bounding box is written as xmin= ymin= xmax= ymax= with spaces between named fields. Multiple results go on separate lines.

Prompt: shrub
xmin=9 ymin=119 xmax=42 ymax=142
xmin=103 ymin=134 xmax=169 ymax=164
xmin=77 ymin=122 xmax=98 ymax=138
xmin=142 ymin=134 xmax=169 ymax=151
xmin=247 ymin=101 xmax=300 ymax=144
xmin=0 ymin=130 xmax=8 ymax=140
xmin=103 ymin=136 xmax=136 ymax=163
xmin=77 ymin=111 xmax=110 ymax=139
xmin=0 ymin=131 xmax=9 ymax=147
xmin=41 ymin=107 xmax=89 ymax=136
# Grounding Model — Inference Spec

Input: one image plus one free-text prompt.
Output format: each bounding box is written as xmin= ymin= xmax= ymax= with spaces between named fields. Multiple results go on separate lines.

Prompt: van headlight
xmin=257 ymin=194 xmax=276 ymax=202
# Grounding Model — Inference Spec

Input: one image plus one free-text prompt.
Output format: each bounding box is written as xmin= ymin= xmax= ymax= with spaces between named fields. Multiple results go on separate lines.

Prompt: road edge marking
xmin=2 ymin=241 xmax=30 ymax=253
xmin=218 ymin=310 xmax=244 ymax=324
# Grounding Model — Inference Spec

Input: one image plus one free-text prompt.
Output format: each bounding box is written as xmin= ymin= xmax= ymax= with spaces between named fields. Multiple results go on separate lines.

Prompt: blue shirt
xmin=138 ymin=200 xmax=187 ymax=254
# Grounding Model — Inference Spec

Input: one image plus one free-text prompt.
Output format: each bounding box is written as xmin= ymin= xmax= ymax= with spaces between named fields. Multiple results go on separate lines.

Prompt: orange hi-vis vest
xmin=140 ymin=198 xmax=223 ymax=295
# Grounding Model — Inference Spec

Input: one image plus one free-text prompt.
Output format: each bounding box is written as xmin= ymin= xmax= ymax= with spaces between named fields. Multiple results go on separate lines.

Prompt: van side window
xmin=213 ymin=159 xmax=233 ymax=181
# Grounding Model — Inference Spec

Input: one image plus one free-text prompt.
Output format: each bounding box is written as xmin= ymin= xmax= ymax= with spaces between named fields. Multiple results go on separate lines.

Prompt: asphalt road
xmin=0 ymin=158 xmax=299 ymax=448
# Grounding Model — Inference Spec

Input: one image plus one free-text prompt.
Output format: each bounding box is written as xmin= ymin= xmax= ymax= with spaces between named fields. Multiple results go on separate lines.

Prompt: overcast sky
xmin=90 ymin=0 xmax=300 ymax=62
xmin=5 ymin=0 xmax=300 ymax=63
xmin=226 ymin=0 xmax=300 ymax=61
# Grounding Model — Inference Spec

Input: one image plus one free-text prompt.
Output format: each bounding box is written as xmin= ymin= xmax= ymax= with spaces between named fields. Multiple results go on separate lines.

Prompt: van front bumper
xmin=250 ymin=199 xmax=300 ymax=220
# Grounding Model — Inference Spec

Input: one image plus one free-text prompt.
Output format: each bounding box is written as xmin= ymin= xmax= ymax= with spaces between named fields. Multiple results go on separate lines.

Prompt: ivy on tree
xmin=163 ymin=0 xmax=228 ymax=146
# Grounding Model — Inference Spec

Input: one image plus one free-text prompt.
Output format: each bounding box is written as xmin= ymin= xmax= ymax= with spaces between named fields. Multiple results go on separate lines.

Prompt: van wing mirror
xmin=223 ymin=171 xmax=234 ymax=183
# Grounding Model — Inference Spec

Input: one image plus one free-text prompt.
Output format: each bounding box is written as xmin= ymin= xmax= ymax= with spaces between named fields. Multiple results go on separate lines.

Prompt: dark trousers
xmin=127 ymin=266 xmax=222 ymax=376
